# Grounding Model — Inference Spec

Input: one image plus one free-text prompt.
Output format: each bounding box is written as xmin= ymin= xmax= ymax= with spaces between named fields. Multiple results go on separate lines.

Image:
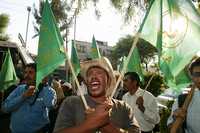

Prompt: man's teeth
xmin=91 ymin=81 xmax=99 ymax=85
xmin=92 ymin=86 xmax=99 ymax=89
xmin=91 ymin=82 xmax=100 ymax=89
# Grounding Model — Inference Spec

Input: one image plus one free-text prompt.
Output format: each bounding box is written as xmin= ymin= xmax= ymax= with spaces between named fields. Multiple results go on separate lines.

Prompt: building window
xmin=82 ymin=46 xmax=85 ymax=53
xmin=76 ymin=44 xmax=81 ymax=52
xmin=103 ymin=51 xmax=106 ymax=56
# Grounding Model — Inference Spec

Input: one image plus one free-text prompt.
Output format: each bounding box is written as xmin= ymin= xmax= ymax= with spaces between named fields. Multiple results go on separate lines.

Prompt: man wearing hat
xmin=54 ymin=57 xmax=139 ymax=133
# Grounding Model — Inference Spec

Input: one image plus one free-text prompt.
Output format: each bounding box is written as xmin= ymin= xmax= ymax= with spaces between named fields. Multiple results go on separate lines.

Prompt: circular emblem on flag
xmin=162 ymin=10 xmax=188 ymax=48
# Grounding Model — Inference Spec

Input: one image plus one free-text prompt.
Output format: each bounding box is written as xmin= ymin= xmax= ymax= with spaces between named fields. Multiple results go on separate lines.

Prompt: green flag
xmin=36 ymin=0 xmax=66 ymax=87
xmin=118 ymin=47 xmax=144 ymax=83
xmin=166 ymin=69 xmax=191 ymax=93
xmin=118 ymin=56 xmax=126 ymax=72
xmin=90 ymin=35 xmax=101 ymax=59
xmin=139 ymin=0 xmax=200 ymax=90
xmin=127 ymin=47 xmax=144 ymax=83
xmin=71 ymin=40 xmax=80 ymax=77
xmin=0 ymin=50 xmax=18 ymax=91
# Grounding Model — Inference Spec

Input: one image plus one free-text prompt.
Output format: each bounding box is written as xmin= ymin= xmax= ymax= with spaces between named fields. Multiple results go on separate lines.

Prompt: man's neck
xmin=129 ymin=87 xmax=138 ymax=95
xmin=90 ymin=96 xmax=107 ymax=103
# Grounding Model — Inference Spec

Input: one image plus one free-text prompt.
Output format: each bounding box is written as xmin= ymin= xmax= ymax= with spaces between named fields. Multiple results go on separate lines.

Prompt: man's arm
xmin=54 ymin=98 xmax=115 ymax=133
xmin=102 ymin=100 xmax=140 ymax=133
xmin=136 ymin=96 xmax=160 ymax=124
xmin=100 ymin=122 xmax=140 ymax=133
xmin=54 ymin=121 xmax=95 ymax=133
xmin=167 ymin=99 xmax=178 ymax=126
xmin=2 ymin=85 xmax=34 ymax=112
xmin=43 ymin=86 xmax=57 ymax=108
xmin=99 ymin=122 xmax=122 ymax=133
xmin=167 ymin=99 xmax=186 ymax=132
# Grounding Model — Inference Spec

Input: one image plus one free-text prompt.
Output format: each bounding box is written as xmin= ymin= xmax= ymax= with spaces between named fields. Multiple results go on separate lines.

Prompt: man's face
xmin=86 ymin=67 xmax=109 ymax=97
xmin=191 ymin=66 xmax=200 ymax=89
xmin=123 ymin=75 xmax=137 ymax=94
xmin=24 ymin=67 xmax=36 ymax=85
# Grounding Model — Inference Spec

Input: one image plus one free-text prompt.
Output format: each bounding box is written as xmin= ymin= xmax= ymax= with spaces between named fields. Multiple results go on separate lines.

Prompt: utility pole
xmin=25 ymin=6 xmax=31 ymax=48
xmin=65 ymin=8 xmax=78 ymax=82
xmin=74 ymin=8 xmax=77 ymax=41
xmin=65 ymin=19 xmax=69 ymax=82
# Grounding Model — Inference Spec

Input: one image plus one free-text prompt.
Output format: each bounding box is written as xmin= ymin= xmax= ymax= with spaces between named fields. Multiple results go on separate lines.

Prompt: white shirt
xmin=167 ymin=89 xmax=200 ymax=133
xmin=122 ymin=88 xmax=160 ymax=132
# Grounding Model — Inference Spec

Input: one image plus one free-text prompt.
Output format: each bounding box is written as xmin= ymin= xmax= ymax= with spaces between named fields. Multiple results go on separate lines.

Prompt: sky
xmin=0 ymin=0 xmax=140 ymax=55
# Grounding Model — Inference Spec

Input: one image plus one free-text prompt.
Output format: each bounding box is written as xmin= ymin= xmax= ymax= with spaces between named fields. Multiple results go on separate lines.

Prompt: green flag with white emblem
xmin=138 ymin=0 xmax=200 ymax=91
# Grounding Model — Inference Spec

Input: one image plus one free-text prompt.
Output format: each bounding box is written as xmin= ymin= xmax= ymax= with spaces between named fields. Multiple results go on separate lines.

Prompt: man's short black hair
xmin=124 ymin=72 xmax=140 ymax=86
xmin=189 ymin=58 xmax=200 ymax=74
xmin=26 ymin=63 xmax=36 ymax=71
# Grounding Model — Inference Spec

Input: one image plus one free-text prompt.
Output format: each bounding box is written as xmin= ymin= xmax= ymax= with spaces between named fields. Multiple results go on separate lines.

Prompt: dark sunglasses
xmin=192 ymin=72 xmax=200 ymax=77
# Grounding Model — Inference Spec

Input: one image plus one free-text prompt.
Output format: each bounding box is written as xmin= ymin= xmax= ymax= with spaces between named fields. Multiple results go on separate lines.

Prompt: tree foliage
xmin=33 ymin=0 xmax=68 ymax=38
xmin=141 ymin=73 xmax=164 ymax=97
xmin=33 ymin=0 xmax=101 ymax=40
xmin=111 ymin=35 xmax=157 ymax=70
xmin=110 ymin=0 xmax=198 ymax=23
xmin=0 ymin=13 xmax=9 ymax=41
xmin=109 ymin=0 xmax=151 ymax=23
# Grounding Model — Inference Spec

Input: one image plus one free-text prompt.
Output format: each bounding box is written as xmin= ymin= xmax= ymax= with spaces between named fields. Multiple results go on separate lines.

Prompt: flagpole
xmin=111 ymin=33 xmax=140 ymax=98
xmin=142 ymin=74 xmax=155 ymax=96
xmin=63 ymin=47 xmax=89 ymax=110
xmin=64 ymin=8 xmax=88 ymax=109
xmin=110 ymin=0 xmax=156 ymax=98
xmin=68 ymin=56 xmax=89 ymax=110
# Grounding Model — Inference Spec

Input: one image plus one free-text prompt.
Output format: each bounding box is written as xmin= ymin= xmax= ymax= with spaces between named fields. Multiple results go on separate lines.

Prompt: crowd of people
xmin=0 ymin=56 xmax=200 ymax=133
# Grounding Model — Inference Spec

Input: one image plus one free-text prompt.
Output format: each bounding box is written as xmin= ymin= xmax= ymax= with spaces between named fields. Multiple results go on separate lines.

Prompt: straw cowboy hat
xmin=81 ymin=57 xmax=116 ymax=97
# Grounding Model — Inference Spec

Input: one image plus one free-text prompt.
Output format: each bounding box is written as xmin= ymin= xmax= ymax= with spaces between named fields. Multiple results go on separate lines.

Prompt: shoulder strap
xmin=29 ymin=83 xmax=46 ymax=106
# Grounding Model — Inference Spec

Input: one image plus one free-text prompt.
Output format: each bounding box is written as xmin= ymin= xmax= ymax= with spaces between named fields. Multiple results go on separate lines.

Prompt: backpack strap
xmin=29 ymin=83 xmax=47 ymax=106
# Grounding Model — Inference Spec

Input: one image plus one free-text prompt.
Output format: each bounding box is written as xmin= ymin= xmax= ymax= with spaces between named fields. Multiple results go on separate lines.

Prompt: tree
xmin=33 ymin=0 xmax=68 ymax=38
xmin=0 ymin=13 xmax=9 ymax=41
xmin=33 ymin=0 xmax=199 ymax=40
xmin=109 ymin=0 xmax=151 ymax=23
xmin=33 ymin=0 xmax=101 ymax=42
xmin=110 ymin=0 xmax=196 ymax=24
xmin=111 ymin=35 xmax=157 ymax=70
xmin=192 ymin=0 xmax=200 ymax=11
xmin=140 ymin=72 xmax=164 ymax=97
